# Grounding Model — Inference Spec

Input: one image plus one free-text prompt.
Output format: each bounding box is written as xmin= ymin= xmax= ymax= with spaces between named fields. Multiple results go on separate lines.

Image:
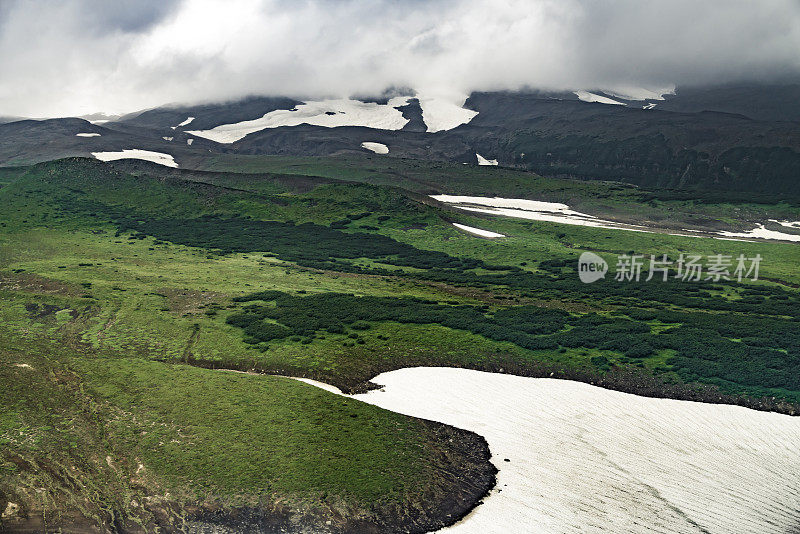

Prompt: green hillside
xmin=1 ymin=157 xmax=798 ymax=531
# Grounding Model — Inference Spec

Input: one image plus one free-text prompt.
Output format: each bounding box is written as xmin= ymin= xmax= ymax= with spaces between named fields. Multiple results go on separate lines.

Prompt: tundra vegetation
xmin=0 ymin=157 xmax=798 ymax=531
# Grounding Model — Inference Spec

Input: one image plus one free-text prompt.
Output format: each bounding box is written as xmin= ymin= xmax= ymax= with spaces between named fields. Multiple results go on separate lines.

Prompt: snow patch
xmin=186 ymin=138 xmax=193 ymax=145
xmin=574 ymin=91 xmax=627 ymax=106
xmin=475 ymin=153 xmax=498 ymax=166
xmin=361 ymin=142 xmax=389 ymax=154
xmin=603 ymin=84 xmax=676 ymax=101
xmin=351 ymin=367 xmax=800 ymax=534
xmin=162 ymin=136 xmax=173 ymax=141
xmin=452 ymin=223 xmax=505 ymax=238
xmin=177 ymin=116 xmax=195 ymax=127
xmin=416 ymin=94 xmax=478 ymax=133
xmin=770 ymin=219 xmax=800 ymax=229
xmin=718 ymin=224 xmax=800 ymax=242
xmin=432 ymin=195 xmax=632 ymax=232
xmin=187 ymin=98 xmax=410 ymax=143
xmin=92 ymin=149 xmax=178 ymax=168
xmin=432 ymin=195 xmax=799 ymax=242
xmin=642 ymin=103 xmax=657 ymax=110
xmin=76 ymin=132 xmax=100 ymax=137
xmin=292 ymin=377 xmax=346 ymax=396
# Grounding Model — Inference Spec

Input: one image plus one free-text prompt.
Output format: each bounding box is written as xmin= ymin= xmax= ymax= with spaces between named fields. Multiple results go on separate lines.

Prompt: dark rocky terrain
xmin=2 ymin=83 xmax=799 ymax=195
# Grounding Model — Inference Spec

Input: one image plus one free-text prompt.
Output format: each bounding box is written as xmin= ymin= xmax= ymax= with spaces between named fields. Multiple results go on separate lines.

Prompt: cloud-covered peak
xmin=1 ymin=0 xmax=799 ymax=117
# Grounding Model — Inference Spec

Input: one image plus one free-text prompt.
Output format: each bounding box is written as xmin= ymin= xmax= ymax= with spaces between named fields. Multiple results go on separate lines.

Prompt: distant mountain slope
xmin=1 ymin=84 xmax=799 ymax=196
xmin=456 ymin=93 xmax=800 ymax=193
xmin=0 ymin=118 xmax=208 ymax=167
xmin=117 ymin=95 xmax=302 ymax=130
xmin=655 ymin=84 xmax=800 ymax=122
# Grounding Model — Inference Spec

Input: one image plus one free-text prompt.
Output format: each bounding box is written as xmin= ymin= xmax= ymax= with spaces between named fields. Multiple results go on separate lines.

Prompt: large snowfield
xmin=417 ymin=93 xmax=478 ymax=132
xmin=350 ymin=367 xmax=800 ymax=534
xmin=186 ymin=95 xmax=479 ymax=143
xmin=187 ymin=98 xmax=412 ymax=143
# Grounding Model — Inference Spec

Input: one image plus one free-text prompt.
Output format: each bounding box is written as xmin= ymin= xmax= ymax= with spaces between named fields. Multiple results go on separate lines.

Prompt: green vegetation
xmin=1 ymin=157 xmax=798 ymax=530
xmin=196 ymin=153 xmax=800 ymax=229
xmin=505 ymin=131 xmax=800 ymax=196
xmin=225 ymin=291 xmax=800 ymax=401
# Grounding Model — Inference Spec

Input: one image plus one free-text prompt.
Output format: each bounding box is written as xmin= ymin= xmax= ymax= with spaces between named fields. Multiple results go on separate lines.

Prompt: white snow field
xmin=770 ymin=219 xmax=800 ymax=229
xmin=76 ymin=132 xmax=101 ymax=137
xmin=475 ymin=153 xmax=498 ymax=166
xmin=361 ymin=141 xmax=389 ymax=154
xmin=603 ymin=85 xmax=675 ymax=101
xmin=718 ymin=223 xmax=800 ymax=242
xmin=416 ymin=94 xmax=478 ymax=133
xmin=431 ymin=195 xmax=645 ymax=232
xmin=452 ymin=223 xmax=505 ymax=238
xmin=574 ymin=91 xmax=627 ymax=106
xmin=432 ymin=195 xmax=800 ymax=242
xmin=92 ymin=149 xmax=178 ymax=168
xmin=349 ymin=367 xmax=800 ymax=534
xmin=187 ymin=98 xmax=411 ymax=143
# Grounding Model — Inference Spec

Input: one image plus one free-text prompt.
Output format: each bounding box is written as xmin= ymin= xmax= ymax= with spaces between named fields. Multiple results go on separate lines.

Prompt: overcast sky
xmin=1 ymin=0 xmax=800 ymax=117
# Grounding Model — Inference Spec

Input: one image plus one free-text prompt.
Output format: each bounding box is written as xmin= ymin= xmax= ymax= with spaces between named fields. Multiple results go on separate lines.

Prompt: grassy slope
xmin=0 ymin=161 xmax=497 ymax=531
xmin=195 ymin=153 xmax=800 ymax=231
xmin=1 ymin=158 xmax=799 ymax=530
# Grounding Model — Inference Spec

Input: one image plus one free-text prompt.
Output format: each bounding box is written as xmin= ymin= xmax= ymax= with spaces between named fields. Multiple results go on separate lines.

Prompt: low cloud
xmin=2 ymin=0 xmax=799 ymax=117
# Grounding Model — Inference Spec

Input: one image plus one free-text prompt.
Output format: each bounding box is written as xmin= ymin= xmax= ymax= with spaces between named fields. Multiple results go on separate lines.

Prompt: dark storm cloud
xmin=1 ymin=0 xmax=799 ymax=117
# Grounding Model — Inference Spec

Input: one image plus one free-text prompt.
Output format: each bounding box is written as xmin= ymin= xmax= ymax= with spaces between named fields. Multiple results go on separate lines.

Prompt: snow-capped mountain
xmin=2 ymin=84 xmax=800 ymax=196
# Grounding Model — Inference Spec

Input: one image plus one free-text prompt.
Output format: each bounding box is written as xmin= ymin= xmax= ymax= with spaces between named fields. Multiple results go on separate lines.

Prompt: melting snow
xmin=76 ymin=132 xmax=101 ymax=137
xmin=432 ymin=195 xmax=641 ymax=231
xmin=292 ymin=377 xmax=346 ymax=396
xmin=476 ymin=153 xmax=498 ymax=166
xmin=187 ymin=98 xmax=411 ymax=143
xmin=574 ymin=91 xmax=627 ymax=106
xmin=603 ymin=85 xmax=676 ymax=101
xmin=643 ymin=103 xmax=657 ymax=110
xmin=417 ymin=94 xmax=478 ymax=133
xmin=352 ymin=367 xmax=800 ymax=534
xmin=162 ymin=136 xmax=173 ymax=141
xmin=361 ymin=142 xmax=389 ymax=154
xmin=718 ymin=224 xmax=800 ymax=243
xmin=770 ymin=219 xmax=800 ymax=229
xmin=432 ymin=195 xmax=800 ymax=242
xmin=92 ymin=149 xmax=178 ymax=168
xmin=452 ymin=223 xmax=505 ymax=238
